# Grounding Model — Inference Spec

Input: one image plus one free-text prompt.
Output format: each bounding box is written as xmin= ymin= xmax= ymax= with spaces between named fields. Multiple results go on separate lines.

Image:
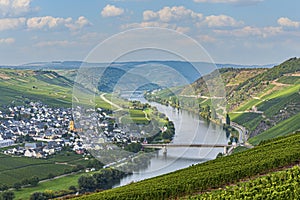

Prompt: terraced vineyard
xmin=75 ymin=132 xmax=300 ymax=200
xmin=191 ymin=165 xmax=300 ymax=199
xmin=0 ymin=152 xmax=89 ymax=187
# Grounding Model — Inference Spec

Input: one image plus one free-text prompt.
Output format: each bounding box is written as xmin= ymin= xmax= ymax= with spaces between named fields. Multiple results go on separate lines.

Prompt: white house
xmin=0 ymin=139 xmax=14 ymax=148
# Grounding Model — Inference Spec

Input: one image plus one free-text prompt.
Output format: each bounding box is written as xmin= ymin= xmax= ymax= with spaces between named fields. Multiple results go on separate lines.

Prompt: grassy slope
xmin=14 ymin=173 xmax=81 ymax=200
xmin=75 ymin=132 xmax=300 ymax=200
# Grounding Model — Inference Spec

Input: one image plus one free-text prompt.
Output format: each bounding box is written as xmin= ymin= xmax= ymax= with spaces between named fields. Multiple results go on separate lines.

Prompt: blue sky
xmin=0 ymin=0 xmax=299 ymax=65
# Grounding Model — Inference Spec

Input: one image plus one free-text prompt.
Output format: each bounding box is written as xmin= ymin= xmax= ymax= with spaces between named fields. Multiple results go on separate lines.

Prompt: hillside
xmin=74 ymin=131 xmax=300 ymax=200
xmin=0 ymin=69 xmax=74 ymax=107
xmin=191 ymin=165 xmax=300 ymax=199
xmin=146 ymin=58 xmax=300 ymax=144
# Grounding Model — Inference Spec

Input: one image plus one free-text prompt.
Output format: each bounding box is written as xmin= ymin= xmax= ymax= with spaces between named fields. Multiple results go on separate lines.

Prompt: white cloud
xmin=0 ymin=0 xmax=36 ymax=17
xmin=27 ymin=16 xmax=72 ymax=30
xmin=193 ymin=0 xmax=264 ymax=5
xmin=175 ymin=26 xmax=190 ymax=34
xmin=143 ymin=10 xmax=158 ymax=21
xmin=214 ymin=26 xmax=283 ymax=38
xmin=26 ymin=16 xmax=91 ymax=31
xmin=204 ymin=14 xmax=243 ymax=27
xmin=35 ymin=40 xmax=76 ymax=47
xmin=101 ymin=4 xmax=124 ymax=17
xmin=121 ymin=21 xmax=175 ymax=29
xmin=143 ymin=6 xmax=202 ymax=22
xmin=0 ymin=17 xmax=25 ymax=31
xmin=65 ymin=16 xmax=91 ymax=31
xmin=0 ymin=37 xmax=15 ymax=44
xmin=277 ymin=17 xmax=300 ymax=28
xmin=198 ymin=35 xmax=216 ymax=43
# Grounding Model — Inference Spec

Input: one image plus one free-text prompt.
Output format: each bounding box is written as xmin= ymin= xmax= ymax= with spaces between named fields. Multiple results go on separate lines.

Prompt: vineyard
xmin=191 ymin=165 xmax=300 ymax=199
xmin=75 ymin=131 xmax=300 ymax=200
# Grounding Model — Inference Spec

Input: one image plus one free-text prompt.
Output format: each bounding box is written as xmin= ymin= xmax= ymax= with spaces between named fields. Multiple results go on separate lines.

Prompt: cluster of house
xmin=0 ymin=102 xmax=151 ymax=158
xmin=73 ymin=107 xmax=148 ymax=151
xmin=0 ymin=102 xmax=85 ymax=158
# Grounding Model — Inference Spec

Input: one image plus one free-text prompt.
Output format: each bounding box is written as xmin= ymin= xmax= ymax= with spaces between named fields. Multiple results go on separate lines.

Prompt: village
xmin=0 ymin=102 xmax=143 ymax=159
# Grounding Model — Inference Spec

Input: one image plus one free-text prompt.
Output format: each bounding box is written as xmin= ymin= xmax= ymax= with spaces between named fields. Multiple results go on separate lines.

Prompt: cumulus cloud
xmin=0 ymin=37 xmax=15 ymax=44
xmin=204 ymin=15 xmax=243 ymax=27
xmin=0 ymin=0 xmax=37 ymax=17
xmin=65 ymin=16 xmax=91 ymax=31
xmin=27 ymin=16 xmax=91 ymax=31
xmin=193 ymin=0 xmax=264 ymax=5
xmin=101 ymin=4 xmax=124 ymax=17
xmin=27 ymin=16 xmax=72 ymax=29
xmin=143 ymin=6 xmax=202 ymax=22
xmin=0 ymin=17 xmax=26 ymax=31
xmin=277 ymin=17 xmax=300 ymax=28
xmin=214 ymin=26 xmax=283 ymax=38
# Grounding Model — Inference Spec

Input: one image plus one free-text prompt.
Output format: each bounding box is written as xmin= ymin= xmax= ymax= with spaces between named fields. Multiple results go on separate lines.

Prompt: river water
xmin=114 ymin=97 xmax=228 ymax=187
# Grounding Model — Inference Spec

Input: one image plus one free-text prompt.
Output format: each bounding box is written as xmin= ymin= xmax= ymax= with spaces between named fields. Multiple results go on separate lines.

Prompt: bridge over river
xmin=142 ymin=143 xmax=234 ymax=155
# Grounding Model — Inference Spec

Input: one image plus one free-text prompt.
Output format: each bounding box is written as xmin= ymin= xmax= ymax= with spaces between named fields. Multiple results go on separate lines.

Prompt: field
xmin=75 ymin=132 xmax=300 ymax=200
xmin=14 ymin=173 xmax=82 ymax=200
xmin=0 ymin=151 xmax=88 ymax=187
xmin=248 ymin=112 xmax=300 ymax=145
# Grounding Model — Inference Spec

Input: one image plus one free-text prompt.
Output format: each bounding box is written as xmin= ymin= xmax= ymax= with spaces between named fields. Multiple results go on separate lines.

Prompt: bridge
xmin=142 ymin=143 xmax=233 ymax=155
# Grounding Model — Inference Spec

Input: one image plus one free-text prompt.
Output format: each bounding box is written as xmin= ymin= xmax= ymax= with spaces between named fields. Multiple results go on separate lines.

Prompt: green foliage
xmin=192 ymin=165 xmax=300 ymax=199
xmin=78 ymin=176 xmax=96 ymax=192
xmin=1 ymin=191 xmax=15 ymax=200
xmin=75 ymin=132 xmax=300 ymax=200
xmin=13 ymin=182 xmax=22 ymax=190
xmin=28 ymin=176 xmax=39 ymax=186
xmin=226 ymin=113 xmax=230 ymax=125
xmin=124 ymin=143 xmax=142 ymax=153
xmin=78 ymin=168 xmax=126 ymax=192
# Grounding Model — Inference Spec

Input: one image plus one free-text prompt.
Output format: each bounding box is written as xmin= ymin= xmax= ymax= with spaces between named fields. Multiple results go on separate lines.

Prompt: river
xmin=114 ymin=97 xmax=228 ymax=187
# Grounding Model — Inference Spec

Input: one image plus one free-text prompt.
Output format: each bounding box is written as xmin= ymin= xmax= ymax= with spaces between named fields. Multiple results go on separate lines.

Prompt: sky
xmin=0 ymin=0 xmax=300 ymax=65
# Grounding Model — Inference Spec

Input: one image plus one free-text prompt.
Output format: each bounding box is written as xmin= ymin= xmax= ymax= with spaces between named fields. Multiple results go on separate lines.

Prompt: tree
xmin=78 ymin=175 xmax=96 ymax=192
xmin=21 ymin=179 xmax=29 ymax=185
xmin=28 ymin=176 xmax=39 ymax=186
xmin=2 ymin=191 xmax=15 ymax=200
xmin=47 ymin=173 xmax=55 ymax=179
xmin=226 ymin=113 xmax=230 ymax=125
xmin=13 ymin=182 xmax=22 ymax=190
xmin=0 ymin=184 xmax=8 ymax=191
xmin=69 ymin=185 xmax=77 ymax=192
xmin=30 ymin=192 xmax=47 ymax=200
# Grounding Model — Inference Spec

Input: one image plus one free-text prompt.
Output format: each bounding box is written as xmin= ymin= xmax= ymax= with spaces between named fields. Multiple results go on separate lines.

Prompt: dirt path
xmin=100 ymin=93 xmax=123 ymax=111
